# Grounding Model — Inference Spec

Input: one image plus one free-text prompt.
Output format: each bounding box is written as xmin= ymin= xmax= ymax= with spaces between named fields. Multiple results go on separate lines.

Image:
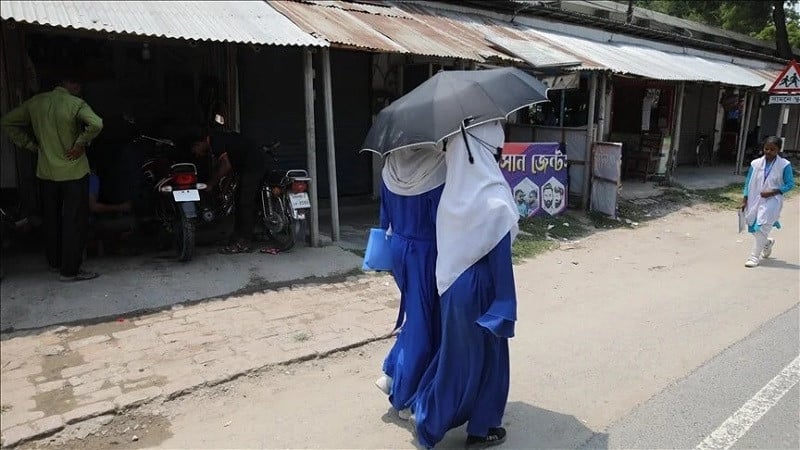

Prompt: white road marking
xmin=697 ymin=354 xmax=800 ymax=450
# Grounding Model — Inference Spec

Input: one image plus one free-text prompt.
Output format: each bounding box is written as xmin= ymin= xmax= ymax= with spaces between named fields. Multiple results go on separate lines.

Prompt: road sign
xmin=768 ymin=60 xmax=800 ymax=94
xmin=769 ymin=95 xmax=800 ymax=104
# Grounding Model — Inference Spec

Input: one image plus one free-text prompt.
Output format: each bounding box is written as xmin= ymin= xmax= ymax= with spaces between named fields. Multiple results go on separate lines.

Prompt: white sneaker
xmin=762 ymin=238 xmax=775 ymax=258
xmin=398 ymin=408 xmax=412 ymax=421
xmin=375 ymin=375 xmax=391 ymax=395
xmin=744 ymin=258 xmax=759 ymax=268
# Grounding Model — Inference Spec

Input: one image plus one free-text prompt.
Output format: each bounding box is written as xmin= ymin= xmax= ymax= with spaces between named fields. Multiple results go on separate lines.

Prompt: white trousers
xmin=750 ymin=224 xmax=773 ymax=260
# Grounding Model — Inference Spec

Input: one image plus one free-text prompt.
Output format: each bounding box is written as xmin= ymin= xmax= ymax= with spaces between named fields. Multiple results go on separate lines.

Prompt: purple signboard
xmin=500 ymin=142 xmax=568 ymax=218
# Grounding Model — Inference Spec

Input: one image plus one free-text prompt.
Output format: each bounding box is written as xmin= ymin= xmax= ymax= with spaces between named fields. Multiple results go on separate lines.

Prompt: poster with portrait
xmin=500 ymin=142 xmax=568 ymax=219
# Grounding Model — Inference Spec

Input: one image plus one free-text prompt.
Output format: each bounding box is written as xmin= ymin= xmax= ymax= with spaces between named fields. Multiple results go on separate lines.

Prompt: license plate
xmin=172 ymin=189 xmax=200 ymax=202
xmin=288 ymin=192 xmax=311 ymax=209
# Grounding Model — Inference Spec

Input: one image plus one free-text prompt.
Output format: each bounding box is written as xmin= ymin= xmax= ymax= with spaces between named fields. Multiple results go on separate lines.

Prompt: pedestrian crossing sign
xmin=768 ymin=60 xmax=800 ymax=94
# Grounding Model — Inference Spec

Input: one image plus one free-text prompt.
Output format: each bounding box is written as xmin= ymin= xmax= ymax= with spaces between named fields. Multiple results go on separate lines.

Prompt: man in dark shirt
xmin=190 ymin=130 xmax=267 ymax=253
xmin=87 ymin=170 xmax=134 ymax=256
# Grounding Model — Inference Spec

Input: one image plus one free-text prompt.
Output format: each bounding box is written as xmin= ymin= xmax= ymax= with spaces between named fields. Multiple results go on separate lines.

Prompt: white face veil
xmin=381 ymin=143 xmax=446 ymax=196
xmin=435 ymin=120 xmax=519 ymax=295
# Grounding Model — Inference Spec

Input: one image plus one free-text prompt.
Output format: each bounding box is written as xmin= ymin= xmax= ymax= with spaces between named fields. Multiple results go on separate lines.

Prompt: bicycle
xmin=695 ymin=133 xmax=713 ymax=167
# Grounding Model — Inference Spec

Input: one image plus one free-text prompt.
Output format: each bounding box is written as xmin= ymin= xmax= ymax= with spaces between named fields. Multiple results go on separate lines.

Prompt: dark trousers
xmin=40 ymin=175 xmax=89 ymax=276
xmin=233 ymin=170 xmax=266 ymax=241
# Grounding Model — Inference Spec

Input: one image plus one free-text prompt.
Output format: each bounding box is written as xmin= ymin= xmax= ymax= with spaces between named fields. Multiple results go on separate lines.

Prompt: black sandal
xmin=59 ymin=270 xmax=100 ymax=283
xmin=466 ymin=427 xmax=507 ymax=448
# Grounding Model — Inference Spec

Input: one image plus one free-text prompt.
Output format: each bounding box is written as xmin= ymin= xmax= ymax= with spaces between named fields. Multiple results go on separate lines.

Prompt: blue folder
xmin=362 ymin=228 xmax=393 ymax=272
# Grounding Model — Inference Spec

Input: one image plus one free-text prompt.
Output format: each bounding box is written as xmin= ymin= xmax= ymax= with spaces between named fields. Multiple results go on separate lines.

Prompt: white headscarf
xmin=436 ymin=120 xmax=518 ymax=295
xmin=381 ymin=144 xmax=447 ymax=196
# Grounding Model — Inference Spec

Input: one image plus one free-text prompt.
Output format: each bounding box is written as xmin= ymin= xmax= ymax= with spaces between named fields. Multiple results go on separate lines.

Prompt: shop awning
xmin=520 ymin=26 xmax=782 ymax=90
xmin=0 ymin=0 xmax=327 ymax=47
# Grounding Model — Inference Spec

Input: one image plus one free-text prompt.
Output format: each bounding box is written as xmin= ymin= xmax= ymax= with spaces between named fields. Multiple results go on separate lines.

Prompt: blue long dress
xmin=380 ymin=182 xmax=444 ymax=412
xmin=413 ymin=233 xmax=517 ymax=449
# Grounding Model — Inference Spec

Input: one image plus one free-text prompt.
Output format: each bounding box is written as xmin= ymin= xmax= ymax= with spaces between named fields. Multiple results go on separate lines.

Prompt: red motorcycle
xmin=153 ymin=162 xmax=208 ymax=262
xmin=260 ymin=143 xmax=311 ymax=250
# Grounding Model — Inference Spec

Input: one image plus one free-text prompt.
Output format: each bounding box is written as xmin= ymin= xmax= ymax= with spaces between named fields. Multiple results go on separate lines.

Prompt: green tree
xmin=632 ymin=0 xmax=799 ymax=56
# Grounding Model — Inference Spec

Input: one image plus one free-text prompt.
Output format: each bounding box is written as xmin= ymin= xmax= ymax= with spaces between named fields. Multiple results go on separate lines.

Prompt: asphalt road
xmin=150 ymin=198 xmax=800 ymax=449
xmin=42 ymin=198 xmax=799 ymax=449
xmin=584 ymin=305 xmax=799 ymax=449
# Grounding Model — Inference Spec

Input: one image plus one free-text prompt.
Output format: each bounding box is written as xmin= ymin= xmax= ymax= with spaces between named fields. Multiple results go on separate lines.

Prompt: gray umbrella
xmin=360 ymin=67 xmax=550 ymax=155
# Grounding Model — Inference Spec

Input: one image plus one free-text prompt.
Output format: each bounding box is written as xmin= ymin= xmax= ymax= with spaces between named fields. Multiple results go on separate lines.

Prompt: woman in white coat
xmin=741 ymin=136 xmax=795 ymax=267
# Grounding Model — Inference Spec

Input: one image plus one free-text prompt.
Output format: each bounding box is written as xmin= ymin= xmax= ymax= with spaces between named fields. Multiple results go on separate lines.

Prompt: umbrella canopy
xmin=360 ymin=67 xmax=550 ymax=156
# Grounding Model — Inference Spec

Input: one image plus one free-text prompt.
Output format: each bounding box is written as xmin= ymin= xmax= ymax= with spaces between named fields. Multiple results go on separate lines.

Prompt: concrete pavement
xmin=0 ymin=241 xmax=364 ymax=332
xmin=0 ymin=273 xmax=399 ymax=448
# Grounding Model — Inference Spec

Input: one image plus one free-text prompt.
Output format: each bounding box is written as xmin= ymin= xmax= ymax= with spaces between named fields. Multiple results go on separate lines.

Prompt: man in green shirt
xmin=1 ymin=74 xmax=104 ymax=281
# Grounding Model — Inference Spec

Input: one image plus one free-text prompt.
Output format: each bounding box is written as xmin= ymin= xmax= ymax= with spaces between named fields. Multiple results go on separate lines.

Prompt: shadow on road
xmin=380 ymin=401 xmax=608 ymax=449
xmin=759 ymin=259 xmax=800 ymax=271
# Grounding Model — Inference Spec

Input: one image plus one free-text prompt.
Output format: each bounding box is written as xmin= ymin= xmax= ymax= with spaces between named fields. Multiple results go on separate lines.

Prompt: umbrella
xmin=360 ymin=67 xmax=550 ymax=156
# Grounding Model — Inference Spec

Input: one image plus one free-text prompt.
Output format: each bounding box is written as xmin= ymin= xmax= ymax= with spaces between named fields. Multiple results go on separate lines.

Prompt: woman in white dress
xmin=741 ymin=136 xmax=795 ymax=268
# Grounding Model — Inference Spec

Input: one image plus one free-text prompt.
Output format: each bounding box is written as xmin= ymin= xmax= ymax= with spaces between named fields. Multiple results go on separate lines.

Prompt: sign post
xmin=768 ymin=60 xmax=800 ymax=106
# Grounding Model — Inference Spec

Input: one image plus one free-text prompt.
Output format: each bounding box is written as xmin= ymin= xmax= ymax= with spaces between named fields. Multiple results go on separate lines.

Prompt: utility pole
xmin=626 ymin=0 xmax=635 ymax=24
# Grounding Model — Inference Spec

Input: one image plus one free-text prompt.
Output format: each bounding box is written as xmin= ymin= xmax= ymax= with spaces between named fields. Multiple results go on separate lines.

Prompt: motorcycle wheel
xmin=174 ymin=215 xmax=196 ymax=262
xmin=263 ymin=195 xmax=294 ymax=250
xmin=290 ymin=218 xmax=306 ymax=249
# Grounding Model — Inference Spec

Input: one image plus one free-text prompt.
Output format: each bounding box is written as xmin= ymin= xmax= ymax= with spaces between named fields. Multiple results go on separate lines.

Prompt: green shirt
xmin=0 ymin=87 xmax=103 ymax=181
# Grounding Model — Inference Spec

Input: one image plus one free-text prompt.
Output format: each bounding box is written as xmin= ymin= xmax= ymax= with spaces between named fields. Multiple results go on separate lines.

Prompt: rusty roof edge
xmin=294 ymin=0 xmax=414 ymax=19
xmin=269 ymin=0 xmax=410 ymax=54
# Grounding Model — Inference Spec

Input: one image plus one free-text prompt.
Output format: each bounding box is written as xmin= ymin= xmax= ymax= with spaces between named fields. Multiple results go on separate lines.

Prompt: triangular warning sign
xmin=768 ymin=60 xmax=800 ymax=94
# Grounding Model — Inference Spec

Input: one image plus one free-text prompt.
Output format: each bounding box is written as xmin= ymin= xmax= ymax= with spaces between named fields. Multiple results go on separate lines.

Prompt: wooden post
xmin=321 ymin=48 xmax=340 ymax=242
xmin=712 ymin=85 xmax=725 ymax=162
xmin=735 ymin=92 xmax=753 ymax=174
xmin=582 ymin=72 xmax=598 ymax=210
xmin=665 ymin=82 xmax=685 ymax=183
xmin=596 ymin=73 xmax=607 ymax=142
xmin=303 ymin=48 xmax=320 ymax=247
xmin=776 ymin=104 xmax=789 ymax=138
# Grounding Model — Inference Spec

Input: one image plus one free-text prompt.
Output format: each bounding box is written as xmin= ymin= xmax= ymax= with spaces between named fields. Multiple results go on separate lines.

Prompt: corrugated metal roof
xmin=0 ymin=0 xmax=326 ymax=47
xmin=572 ymin=0 xmax=777 ymax=51
xmin=269 ymin=0 xmax=516 ymax=61
xmin=487 ymin=36 xmax=581 ymax=68
xmin=523 ymin=27 xmax=781 ymax=89
xmin=269 ymin=1 xmax=406 ymax=53
xmin=402 ymin=2 xmax=780 ymax=89
xmin=391 ymin=2 xmax=519 ymax=61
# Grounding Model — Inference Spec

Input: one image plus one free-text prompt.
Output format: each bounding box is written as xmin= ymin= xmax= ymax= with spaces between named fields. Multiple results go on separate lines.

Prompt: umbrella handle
xmin=459 ymin=123 xmax=475 ymax=165
xmin=460 ymin=120 xmax=504 ymax=164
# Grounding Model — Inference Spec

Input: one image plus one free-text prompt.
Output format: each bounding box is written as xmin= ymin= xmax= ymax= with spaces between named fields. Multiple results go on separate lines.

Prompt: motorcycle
xmin=131 ymin=133 xmax=207 ymax=262
xmin=153 ymin=162 xmax=207 ymax=262
xmin=260 ymin=142 xmax=311 ymax=250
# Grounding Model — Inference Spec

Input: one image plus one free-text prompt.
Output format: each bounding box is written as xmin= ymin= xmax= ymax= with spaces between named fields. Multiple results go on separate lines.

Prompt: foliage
xmin=755 ymin=16 xmax=800 ymax=49
xmin=631 ymin=0 xmax=800 ymax=50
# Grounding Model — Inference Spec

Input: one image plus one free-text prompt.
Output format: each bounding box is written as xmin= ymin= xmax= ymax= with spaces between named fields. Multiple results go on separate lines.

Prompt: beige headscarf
xmin=381 ymin=143 xmax=446 ymax=196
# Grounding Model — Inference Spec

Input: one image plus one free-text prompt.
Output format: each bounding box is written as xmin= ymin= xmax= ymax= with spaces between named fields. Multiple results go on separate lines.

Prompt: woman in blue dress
xmin=376 ymin=145 xmax=446 ymax=420
xmin=412 ymin=120 xmax=519 ymax=449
